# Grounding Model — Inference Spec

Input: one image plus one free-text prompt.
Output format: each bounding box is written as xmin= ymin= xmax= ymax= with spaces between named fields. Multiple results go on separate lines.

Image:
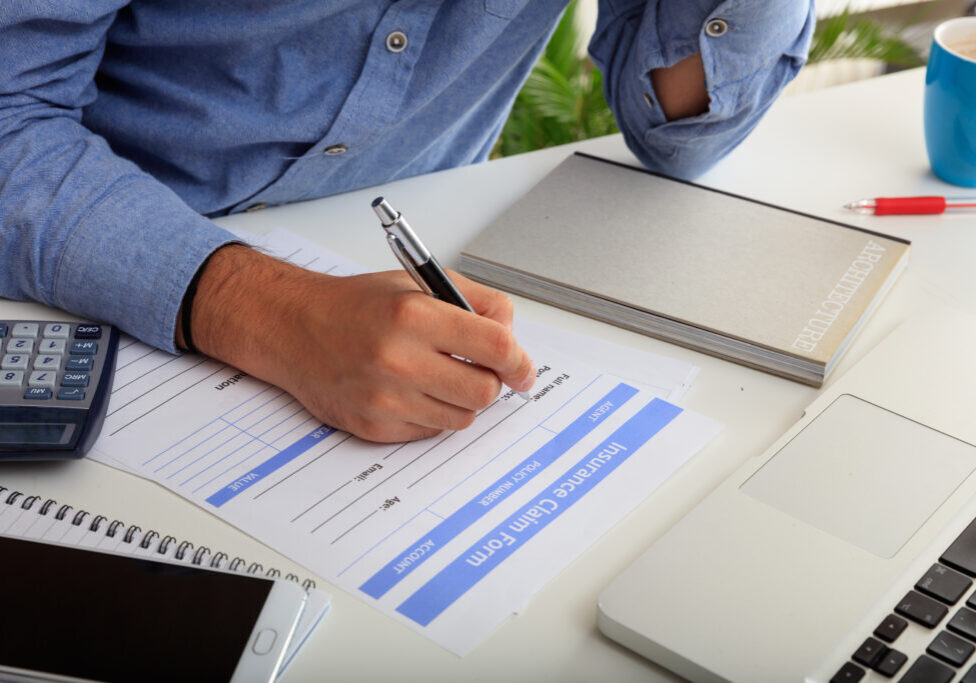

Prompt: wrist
xmin=179 ymin=244 xmax=309 ymax=368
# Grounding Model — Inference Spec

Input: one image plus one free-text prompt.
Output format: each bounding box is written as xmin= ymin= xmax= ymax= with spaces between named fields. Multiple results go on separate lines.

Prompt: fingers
xmin=431 ymin=308 xmax=535 ymax=393
xmin=415 ymin=353 xmax=504 ymax=411
xmin=380 ymin=280 xmax=534 ymax=395
xmin=449 ymin=270 xmax=515 ymax=329
xmin=270 ymin=269 xmax=534 ymax=444
xmin=343 ymin=391 xmax=480 ymax=444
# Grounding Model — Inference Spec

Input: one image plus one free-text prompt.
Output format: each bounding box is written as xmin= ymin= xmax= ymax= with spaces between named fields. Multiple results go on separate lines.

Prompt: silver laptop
xmin=598 ymin=307 xmax=976 ymax=682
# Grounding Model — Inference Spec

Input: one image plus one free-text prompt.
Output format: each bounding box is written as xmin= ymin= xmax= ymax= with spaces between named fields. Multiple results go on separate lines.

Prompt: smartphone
xmin=0 ymin=535 xmax=308 ymax=683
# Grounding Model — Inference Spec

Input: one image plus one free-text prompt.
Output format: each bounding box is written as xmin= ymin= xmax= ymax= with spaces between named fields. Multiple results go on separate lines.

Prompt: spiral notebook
xmin=0 ymin=483 xmax=330 ymax=674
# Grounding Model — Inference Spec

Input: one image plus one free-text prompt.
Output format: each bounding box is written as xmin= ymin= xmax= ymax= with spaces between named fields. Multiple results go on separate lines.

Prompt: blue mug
xmin=925 ymin=18 xmax=976 ymax=187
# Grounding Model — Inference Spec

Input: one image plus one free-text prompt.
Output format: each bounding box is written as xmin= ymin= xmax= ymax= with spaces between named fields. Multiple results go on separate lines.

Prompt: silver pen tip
xmin=371 ymin=197 xmax=398 ymax=227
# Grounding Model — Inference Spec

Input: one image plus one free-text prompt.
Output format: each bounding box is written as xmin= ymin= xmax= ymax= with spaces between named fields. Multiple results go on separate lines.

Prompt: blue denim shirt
xmin=0 ymin=1 xmax=814 ymax=353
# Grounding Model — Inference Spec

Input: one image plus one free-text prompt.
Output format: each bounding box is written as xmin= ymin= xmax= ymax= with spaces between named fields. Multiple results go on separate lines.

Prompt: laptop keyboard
xmin=831 ymin=516 xmax=976 ymax=682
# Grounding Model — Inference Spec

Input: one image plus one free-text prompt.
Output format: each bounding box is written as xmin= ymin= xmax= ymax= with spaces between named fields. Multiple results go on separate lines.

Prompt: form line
xmin=336 ymin=375 xmax=602 ymax=577
xmin=107 ymin=357 xmax=212 ymax=417
xmin=108 ymin=365 xmax=228 ymax=435
xmin=407 ymin=402 xmax=528 ymax=489
xmin=289 ymin=480 xmax=352 ymax=521
xmin=141 ymin=385 xmax=276 ymax=465
xmin=115 ymin=346 xmax=160 ymax=372
xmin=256 ymin=434 xmax=353 ymax=500
xmin=382 ymin=443 xmax=409 ymax=460
xmin=309 ymin=433 xmax=454 ymax=532
xmin=111 ymin=354 xmax=181 ymax=392
xmin=331 ymin=510 xmax=378 ymax=545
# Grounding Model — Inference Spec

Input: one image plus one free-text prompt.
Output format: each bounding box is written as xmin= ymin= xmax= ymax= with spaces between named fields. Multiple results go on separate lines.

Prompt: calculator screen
xmin=0 ymin=423 xmax=73 ymax=444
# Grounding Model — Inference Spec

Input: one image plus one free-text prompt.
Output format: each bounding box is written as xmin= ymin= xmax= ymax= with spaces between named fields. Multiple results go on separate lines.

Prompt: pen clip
xmin=387 ymin=234 xmax=434 ymax=296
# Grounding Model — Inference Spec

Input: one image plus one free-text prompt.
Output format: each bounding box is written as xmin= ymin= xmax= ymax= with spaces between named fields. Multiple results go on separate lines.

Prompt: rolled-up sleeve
xmin=590 ymin=0 xmax=815 ymax=178
xmin=0 ymin=3 xmax=238 ymax=353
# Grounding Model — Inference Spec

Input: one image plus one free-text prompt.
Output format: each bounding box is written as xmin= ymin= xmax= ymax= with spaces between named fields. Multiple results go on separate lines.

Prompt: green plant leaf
xmin=807 ymin=7 xmax=924 ymax=67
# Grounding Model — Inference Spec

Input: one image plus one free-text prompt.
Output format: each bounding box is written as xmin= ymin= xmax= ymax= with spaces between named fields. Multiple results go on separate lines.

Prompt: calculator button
xmin=57 ymin=387 xmax=85 ymax=400
xmin=0 ymin=370 xmax=23 ymax=386
xmin=7 ymin=338 xmax=33 ymax=353
xmin=29 ymin=371 xmax=57 ymax=388
xmin=2 ymin=354 xmax=29 ymax=370
xmin=24 ymin=387 xmax=52 ymax=400
xmin=43 ymin=323 xmax=70 ymax=339
xmin=0 ymin=323 xmax=6 ymax=337
xmin=11 ymin=323 xmax=39 ymax=338
xmin=33 ymin=355 xmax=62 ymax=371
xmin=66 ymin=356 xmax=94 ymax=371
xmin=61 ymin=372 xmax=89 ymax=387
xmin=74 ymin=325 xmax=102 ymax=340
xmin=38 ymin=339 xmax=66 ymax=354
xmin=70 ymin=340 xmax=98 ymax=355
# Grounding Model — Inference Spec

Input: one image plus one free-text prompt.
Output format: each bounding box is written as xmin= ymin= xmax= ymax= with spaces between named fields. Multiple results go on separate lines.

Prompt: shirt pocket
xmin=484 ymin=0 xmax=528 ymax=19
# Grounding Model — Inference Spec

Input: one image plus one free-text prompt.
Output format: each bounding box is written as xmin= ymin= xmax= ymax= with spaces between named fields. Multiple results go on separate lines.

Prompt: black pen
xmin=372 ymin=197 xmax=474 ymax=311
xmin=371 ymin=197 xmax=531 ymax=401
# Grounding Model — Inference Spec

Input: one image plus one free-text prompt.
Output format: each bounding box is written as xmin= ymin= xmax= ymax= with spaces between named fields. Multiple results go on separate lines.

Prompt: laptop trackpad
xmin=741 ymin=394 xmax=976 ymax=558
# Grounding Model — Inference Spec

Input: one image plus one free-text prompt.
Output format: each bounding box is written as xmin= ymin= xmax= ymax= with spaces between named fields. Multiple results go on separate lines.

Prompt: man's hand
xmin=177 ymin=244 xmax=535 ymax=443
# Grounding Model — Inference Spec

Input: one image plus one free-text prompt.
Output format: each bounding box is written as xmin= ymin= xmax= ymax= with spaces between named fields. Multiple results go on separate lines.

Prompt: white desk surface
xmin=1 ymin=67 xmax=966 ymax=682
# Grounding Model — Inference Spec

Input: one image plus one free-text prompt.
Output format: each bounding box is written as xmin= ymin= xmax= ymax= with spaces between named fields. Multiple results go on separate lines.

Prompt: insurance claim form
xmin=89 ymin=229 xmax=721 ymax=654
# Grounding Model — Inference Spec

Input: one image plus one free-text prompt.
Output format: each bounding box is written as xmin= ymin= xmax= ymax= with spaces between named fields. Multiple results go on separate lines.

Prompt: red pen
xmin=844 ymin=196 xmax=976 ymax=215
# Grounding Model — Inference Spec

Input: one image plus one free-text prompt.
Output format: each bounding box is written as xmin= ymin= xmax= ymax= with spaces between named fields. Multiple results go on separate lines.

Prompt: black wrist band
xmin=180 ymin=251 xmax=217 ymax=354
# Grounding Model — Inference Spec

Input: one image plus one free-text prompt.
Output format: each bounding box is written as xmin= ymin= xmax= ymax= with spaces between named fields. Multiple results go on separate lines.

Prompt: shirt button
xmin=704 ymin=18 xmax=729 ymax=38
xmin=324 ymin=144 xmax=347 ymax=156
xmin=386 ymin=31 xmax=408 ymax=53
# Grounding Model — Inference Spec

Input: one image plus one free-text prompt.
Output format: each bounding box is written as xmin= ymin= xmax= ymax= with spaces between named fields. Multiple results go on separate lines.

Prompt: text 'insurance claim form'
xmin=90 ymin=229 xmax=721 ymax=654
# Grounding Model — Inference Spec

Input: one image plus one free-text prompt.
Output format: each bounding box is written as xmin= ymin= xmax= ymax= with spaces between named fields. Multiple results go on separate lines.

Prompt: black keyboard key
xmin=852 ymin=636 xmax=886 ymax=667
xmin=895 ymin=590 xmax=949 ymax=628
xmin=928 ymin=629 xmax=976 ymax=667
xmin=898 ymin=654 xmax=954 ymax=683
xmin=942 ymin=517 xmax=976 ymax=576
xmin=830 ymin=661 xmax=864 ymax=683
xmin=874 ymin=614 xmax=908 ymax=643
xmin=949 ymin=607 xmax=976 ymax=641
xmin=917 ymin=563 xmax=972 ymax=604
xmin=962 ymin=663 xmax=976 ymax=683
xmin=875 ymin=648 xmax=907 ymax=677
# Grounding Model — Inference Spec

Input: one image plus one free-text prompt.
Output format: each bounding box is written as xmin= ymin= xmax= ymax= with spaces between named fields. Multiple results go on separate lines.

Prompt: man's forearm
xmin=175 ymin=244 xmax=308 ymax=377
xmin=650 ymin=54 xmax=710 ymax=121
xmin=175 ymin=244 xmax=535 ymax=443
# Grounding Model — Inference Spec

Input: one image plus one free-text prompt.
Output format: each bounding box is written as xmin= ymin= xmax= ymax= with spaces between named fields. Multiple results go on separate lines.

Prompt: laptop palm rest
xmin=740 ymin=394 xmax=976 ymax=558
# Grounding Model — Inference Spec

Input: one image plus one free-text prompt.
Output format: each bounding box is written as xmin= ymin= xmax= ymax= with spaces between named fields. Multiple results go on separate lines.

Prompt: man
xmin=0 ymin=1 xmax=815 ymax=442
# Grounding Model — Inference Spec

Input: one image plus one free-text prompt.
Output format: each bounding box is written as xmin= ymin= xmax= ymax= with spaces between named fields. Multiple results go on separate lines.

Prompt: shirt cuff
xmin=638 ymin=0 xmax=815 ymax=131
xmin=591 ymin=0 xmax=814 ymax=177
xmin=53 ymin=175 xmax=240 ymax=354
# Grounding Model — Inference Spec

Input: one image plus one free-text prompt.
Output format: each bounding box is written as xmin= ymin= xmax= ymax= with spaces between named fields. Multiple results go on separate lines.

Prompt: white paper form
xmin=89 ymin=229 xmax=720 ymax=654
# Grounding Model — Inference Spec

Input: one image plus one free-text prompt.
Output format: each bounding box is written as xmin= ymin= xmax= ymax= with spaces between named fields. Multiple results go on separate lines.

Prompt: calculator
xmin=0 ymin=321 xmax=119 ymax=460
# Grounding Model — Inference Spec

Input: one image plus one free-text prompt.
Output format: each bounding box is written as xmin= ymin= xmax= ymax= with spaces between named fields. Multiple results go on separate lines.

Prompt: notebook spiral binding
xmin=0 ymin=486 xmax=316 ymax=590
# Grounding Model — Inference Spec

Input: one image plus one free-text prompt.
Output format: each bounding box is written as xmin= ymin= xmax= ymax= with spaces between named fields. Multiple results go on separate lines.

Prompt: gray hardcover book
xmin=459 ymin=153 xmax=910 ymax=385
